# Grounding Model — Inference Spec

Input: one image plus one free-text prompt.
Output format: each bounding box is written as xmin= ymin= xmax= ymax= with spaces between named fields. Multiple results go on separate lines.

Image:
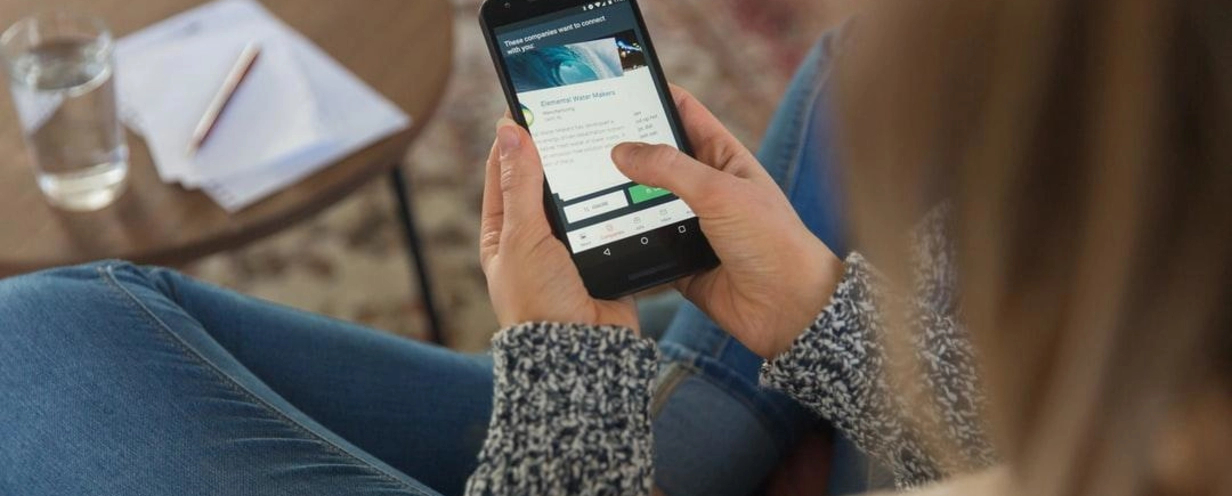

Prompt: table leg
xmin=388 ymin=165 xmax=444 ymax=344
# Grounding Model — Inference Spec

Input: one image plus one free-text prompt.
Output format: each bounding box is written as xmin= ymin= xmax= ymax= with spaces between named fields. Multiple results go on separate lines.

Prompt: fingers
xmin=479 ymin=140 xmax=503 ymax=270
xmin=668 ymin=85 xmax=763 ymax=180
xmin=494 ymin=117 xmax=551 ymax=240
xmin=611 ymin=142 xmax=735 ymax=214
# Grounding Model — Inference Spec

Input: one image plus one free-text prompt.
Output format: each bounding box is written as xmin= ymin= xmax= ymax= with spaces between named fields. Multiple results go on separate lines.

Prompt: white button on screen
xmin=563 ymin=191 xmax=630 ymax=223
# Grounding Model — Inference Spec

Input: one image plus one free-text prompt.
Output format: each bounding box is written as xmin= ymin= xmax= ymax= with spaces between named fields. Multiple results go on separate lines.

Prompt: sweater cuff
xmin=759 ymin=253 xmax=882 ymax=395
xmin=466 ymin=322 xmax=658 ymax=495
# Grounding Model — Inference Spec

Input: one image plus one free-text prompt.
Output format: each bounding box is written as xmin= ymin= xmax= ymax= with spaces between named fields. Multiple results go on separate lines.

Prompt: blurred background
xmin=178 ymin=0 xmax=860 ymax=351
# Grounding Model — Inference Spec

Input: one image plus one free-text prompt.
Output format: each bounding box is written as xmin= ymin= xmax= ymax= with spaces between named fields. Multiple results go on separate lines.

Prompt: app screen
xmin=494 ymin=0 xmax=695 ymax=254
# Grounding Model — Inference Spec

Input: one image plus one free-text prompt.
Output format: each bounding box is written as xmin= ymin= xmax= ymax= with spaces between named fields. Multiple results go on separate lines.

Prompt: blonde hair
xmin=834 ymin=1 xmax=1232 ymax=495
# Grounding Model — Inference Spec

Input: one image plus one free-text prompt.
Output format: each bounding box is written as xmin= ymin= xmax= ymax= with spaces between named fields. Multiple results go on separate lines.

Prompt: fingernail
xmin=496 ymin=119 xmax=521 ymax=159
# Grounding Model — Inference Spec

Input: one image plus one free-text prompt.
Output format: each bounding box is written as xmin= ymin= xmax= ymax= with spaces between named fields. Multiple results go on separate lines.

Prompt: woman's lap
xmin=142 ymin=265 xmax=494 ymax=495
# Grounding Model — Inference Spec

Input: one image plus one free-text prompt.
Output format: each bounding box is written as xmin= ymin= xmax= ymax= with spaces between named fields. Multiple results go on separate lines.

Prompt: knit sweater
xmin=464 ymin=214 xmax=996 ymax=495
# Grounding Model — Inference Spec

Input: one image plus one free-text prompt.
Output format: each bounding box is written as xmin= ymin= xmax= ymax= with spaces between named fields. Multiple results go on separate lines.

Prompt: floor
xmin=183 ymin=0 xmax=860 ymax=351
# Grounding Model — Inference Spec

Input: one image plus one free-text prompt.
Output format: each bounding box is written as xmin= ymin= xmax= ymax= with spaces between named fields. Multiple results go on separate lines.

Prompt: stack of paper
xmin=115 ymin=0 xmax=411 ymax=212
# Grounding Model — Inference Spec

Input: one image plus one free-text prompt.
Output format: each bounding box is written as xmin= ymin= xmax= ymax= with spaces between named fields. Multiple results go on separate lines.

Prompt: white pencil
xmin=187 ymin=42 xmax=261 ymax=156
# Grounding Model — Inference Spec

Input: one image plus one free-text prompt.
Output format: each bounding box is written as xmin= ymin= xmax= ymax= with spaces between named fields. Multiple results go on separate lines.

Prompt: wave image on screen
xmin=508 ymin=37 xmax=623 ymax=93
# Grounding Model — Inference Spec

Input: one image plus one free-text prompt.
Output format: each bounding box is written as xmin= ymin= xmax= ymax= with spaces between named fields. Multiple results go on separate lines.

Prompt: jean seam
xmin=95 ymin=264 xmax=431 ymax=496
xmin=651 ymin=363 xmax=692 ymax=417
xmin=783 ymin=61 xmax=832 ymax=199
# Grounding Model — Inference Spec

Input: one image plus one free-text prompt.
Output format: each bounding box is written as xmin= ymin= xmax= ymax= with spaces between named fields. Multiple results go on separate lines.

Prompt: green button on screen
xmin=628 ymin=184 xmax=671 ymax=204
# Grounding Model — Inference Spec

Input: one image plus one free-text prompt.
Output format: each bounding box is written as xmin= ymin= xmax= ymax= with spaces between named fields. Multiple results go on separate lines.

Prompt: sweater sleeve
xmin=464 ymin=322 xmax=659 ymax=496
xmin=760 ymin=210 xmax=997 ymax=487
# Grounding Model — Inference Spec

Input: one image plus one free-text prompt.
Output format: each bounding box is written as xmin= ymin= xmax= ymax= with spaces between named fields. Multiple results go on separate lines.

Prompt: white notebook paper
xmin=116 ymin=0 xmax=411 ymax=212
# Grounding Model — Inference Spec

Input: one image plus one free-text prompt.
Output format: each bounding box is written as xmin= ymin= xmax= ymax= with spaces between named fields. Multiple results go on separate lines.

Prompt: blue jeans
xmin=0 ymin=32 xmax=872 ymax=496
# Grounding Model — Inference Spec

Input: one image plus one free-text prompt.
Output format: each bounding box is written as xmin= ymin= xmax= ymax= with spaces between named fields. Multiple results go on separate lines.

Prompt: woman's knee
xmin=0 ymin=261 xmax=192 ymax=377
xmin=0 ymin=261 xmax=154 ymax=333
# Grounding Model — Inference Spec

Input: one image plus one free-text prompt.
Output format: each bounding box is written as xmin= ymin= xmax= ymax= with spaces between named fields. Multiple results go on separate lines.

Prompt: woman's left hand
xmin=479 ymin=117 xmax=640 ymax=332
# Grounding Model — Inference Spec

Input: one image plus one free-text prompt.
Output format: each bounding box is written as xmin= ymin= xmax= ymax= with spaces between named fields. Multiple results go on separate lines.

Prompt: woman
xmin=4 ymin=0 xmax=1229 ymax=495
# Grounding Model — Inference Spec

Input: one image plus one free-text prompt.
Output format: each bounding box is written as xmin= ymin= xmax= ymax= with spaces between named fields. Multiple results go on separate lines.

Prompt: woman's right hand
xmin=612 ymin=86 xmax=844 ymax=359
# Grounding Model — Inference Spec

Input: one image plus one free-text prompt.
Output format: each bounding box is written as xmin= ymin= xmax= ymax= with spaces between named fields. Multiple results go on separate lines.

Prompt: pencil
xmin=187 ymin=42 xmax=262 ymax=156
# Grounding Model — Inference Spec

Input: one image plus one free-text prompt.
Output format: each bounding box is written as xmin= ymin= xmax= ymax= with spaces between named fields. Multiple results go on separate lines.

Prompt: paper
xmin=115 ymin=0 xmax=411 ymax=212
xmin=120 ymin=30 xmax=327 ymax=186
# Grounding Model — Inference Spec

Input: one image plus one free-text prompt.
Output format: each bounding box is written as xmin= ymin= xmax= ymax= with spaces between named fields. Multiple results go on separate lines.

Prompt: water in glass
xmin=6 ymin=22 xmax=128 ymax=211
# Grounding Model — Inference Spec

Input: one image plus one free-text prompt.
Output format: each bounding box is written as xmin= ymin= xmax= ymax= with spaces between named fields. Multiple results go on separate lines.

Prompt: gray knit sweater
xmin=465 ymin=215 xmax=996 ymax=495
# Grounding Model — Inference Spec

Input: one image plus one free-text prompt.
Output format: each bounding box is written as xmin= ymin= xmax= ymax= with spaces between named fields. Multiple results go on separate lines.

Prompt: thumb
xmin=495 ymin=118 xmax=549 ymax=235
xmin=612 ymin=142 xmax=734 ymax=212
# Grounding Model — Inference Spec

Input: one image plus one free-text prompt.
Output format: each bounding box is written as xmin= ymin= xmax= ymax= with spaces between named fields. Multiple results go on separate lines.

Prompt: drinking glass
xmin=1 ymin=11 xmax=128 ymax=211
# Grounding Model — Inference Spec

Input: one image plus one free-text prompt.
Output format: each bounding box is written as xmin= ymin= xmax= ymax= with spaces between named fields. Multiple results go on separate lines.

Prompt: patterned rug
xmin=184 ymin=0 xmax=859 ymax=351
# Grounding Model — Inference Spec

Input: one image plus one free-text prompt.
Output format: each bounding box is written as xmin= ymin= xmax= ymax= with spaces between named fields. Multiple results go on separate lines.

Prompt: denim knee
xmin=0 ymin=260 xmax=154 ymax=333
xmin=1 ymin=259 xmax=124 ymax=298
xmin=1 ymin=259 xmax=143 ymax=286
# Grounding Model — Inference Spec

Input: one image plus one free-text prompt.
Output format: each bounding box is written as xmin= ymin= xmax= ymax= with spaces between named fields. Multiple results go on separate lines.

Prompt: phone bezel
xmin=478 ymin=0 xmax=719 ymax=299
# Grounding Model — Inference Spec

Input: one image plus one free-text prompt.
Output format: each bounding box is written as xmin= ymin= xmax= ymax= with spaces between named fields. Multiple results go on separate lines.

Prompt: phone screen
xmin=491 ymin=0 xmax=696 ymax=255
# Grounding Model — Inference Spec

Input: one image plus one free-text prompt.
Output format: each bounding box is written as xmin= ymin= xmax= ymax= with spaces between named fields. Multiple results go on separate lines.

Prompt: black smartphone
xmin=479 ymin=0 xmax=719 ymax=299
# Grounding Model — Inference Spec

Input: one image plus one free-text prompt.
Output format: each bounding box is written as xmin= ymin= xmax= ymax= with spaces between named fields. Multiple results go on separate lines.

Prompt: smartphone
xmin=479 ymin=0 xmax=719 ymax=299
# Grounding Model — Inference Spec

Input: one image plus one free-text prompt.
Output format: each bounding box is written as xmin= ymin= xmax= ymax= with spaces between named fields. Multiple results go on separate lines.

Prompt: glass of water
xmin=1 ymin=11 xmax=128 ymax=211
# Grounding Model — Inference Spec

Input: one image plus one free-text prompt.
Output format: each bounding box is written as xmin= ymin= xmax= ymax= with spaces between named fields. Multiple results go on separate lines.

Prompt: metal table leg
xmin=388 ymin=165 xmax=444 ymax=344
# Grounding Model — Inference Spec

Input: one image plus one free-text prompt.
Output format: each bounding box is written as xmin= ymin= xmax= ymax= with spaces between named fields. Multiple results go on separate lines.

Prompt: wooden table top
xmin=0 ymin=0 xmax=453 ymax=275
